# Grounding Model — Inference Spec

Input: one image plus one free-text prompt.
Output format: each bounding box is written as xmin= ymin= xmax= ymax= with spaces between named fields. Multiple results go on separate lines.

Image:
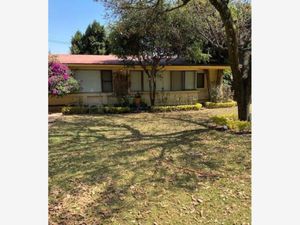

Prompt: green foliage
xmin=223 ymin=68 xmax=233 ymax=86
xmin=210 ymin=114 xmax=251 ymax=132
xmin=61 ymin=106 xmax=89 ymax=115
xmin=150 ymin=103 xmax=202 ymax=112
xmin=62 ymin=103 xmax=203 ymax=114
xmin=204 ymin=101 xmax=237 ymax=108
xmin=184 ymin=42 xmax=211 ymax=63
xmin=70 ymin=31 xmax=83 ymax=54
xmin=70 ymin=21 xmax=108 ymax=55
xmin=103 ymin=106 xmax=131 ymax=114
xmin=61 ymin=105 xmax=131 ymax=115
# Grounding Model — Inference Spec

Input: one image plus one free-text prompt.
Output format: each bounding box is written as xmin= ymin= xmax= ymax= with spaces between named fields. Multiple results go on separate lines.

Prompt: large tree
xmin=99 ymin=0 xmax=251 ymax=121
xmin=108 ymin=7 xmax=209 ymax=106
xmin=70 ymin=21 xmax=109 ymax=55
xmin=70 ymin=31 xmax=83 ymax=54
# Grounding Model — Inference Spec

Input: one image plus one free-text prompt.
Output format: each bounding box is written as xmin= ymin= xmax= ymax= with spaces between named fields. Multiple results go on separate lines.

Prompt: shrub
xmin=48 ymin=60 xmax=80 ymax=96
xmin=61 ymin=106 xmax=89 ymax=115
xmin=61 ymin=106 xmax=131 ymax=115
xmin=204 ymin=101 xmax=237 ymax=108
xmin=150 ymin=103 xmax=202 ymax=112
xmin=103 ymin=106 xmax=131 ymax=114
xmin=210 ymin=114 xmax=251 ymax=132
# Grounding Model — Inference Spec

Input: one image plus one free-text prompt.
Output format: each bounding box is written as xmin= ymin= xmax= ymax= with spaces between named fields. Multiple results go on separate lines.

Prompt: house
xmin=49 ymin=54 xmax=229 ymax=107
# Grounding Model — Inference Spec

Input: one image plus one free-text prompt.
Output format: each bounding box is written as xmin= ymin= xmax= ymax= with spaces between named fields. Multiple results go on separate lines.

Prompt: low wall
xmin=49 ymin=89 xmax=209 ymax=107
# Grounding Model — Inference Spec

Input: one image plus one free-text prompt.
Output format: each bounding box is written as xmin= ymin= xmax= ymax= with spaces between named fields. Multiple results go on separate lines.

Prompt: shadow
xmin=49 ymin=113 xmax=251 ymax=224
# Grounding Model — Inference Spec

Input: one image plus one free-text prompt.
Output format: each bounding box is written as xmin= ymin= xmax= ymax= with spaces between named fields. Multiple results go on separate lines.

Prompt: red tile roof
xmin=50 ymin=54 xmax=228 ymax=66
xmin=52 ymin=54 xmax=123 ymax=65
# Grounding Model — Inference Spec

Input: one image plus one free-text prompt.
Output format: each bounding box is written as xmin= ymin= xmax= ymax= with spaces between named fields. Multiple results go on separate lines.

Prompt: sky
xmin=49 ymin=0 xmax=112 ymax=54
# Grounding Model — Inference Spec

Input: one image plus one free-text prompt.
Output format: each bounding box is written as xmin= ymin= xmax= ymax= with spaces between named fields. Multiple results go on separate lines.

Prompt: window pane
xmin=73 ymin=70 xmax=101 ymax=92
xmin=185 ymin=71 xmax=195 ymax=90
xmin=102 ymin=70 xmax=112 ymax=81
xmin=197 ymin=73 xmax=205 ymax=88
xmin=102 ymin=81 xmax=112 ymax=92
xmin=130 ymin=71 xmax=142 ymax=91
xmin=171 ymin=71 xmax=183 ymax=91
xmin=101 ymin=71 xmax=112 ymax=92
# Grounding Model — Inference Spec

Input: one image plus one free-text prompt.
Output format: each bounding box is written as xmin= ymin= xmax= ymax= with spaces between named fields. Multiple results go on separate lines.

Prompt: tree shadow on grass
xmin=48 ymin=114 xmax=248 ymax=224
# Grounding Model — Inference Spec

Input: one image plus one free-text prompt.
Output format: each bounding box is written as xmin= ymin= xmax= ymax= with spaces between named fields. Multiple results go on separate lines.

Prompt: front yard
xmin=49 ymin=107 xmax=251 ymax=225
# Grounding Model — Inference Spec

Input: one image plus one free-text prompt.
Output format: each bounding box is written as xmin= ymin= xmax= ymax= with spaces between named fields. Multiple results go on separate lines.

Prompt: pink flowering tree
xmin=48 ymin=58 xmax=80 ymax=96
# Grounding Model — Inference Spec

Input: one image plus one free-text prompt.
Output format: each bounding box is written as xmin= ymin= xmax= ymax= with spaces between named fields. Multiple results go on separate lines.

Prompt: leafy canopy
xmin=70 ymin=21 xmax=109 ymax=55
xmin=108 ymin=5 xmax=210 ymax=65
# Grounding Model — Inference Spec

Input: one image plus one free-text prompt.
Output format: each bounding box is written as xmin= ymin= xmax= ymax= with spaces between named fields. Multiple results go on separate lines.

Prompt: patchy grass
xmin=49 ymin=107 xmax=251 ymax=225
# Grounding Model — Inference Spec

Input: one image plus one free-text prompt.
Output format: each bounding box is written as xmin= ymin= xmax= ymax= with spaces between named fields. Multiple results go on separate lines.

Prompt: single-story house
xmin=49 ymin=54 xmax=229 ymax=107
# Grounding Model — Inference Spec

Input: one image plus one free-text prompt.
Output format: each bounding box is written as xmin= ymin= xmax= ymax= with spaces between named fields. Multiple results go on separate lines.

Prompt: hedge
xmin=62 ymin=103 xmax=203 ymax=115
xmin=210 ymin=114 xmax=251 ymax=132
xmin=61 ymin=106 xmax=131 ymax=115
xmin=204 ymin=101 xmax=237 ymax=108
xmin=150 ymin=103 xmax=202 ymax=112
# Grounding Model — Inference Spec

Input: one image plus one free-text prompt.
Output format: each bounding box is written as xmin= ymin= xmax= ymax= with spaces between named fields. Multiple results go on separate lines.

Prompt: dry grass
xmin=49 ymin=107 xmax=251 ymax=225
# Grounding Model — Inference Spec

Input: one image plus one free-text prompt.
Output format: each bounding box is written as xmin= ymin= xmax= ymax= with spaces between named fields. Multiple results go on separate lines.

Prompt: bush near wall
xmin=210 ymin=114 xmax=251 ymax=133
xmin=204 ymin=101 xmax=237 ymax=108
xmin=61 ymin=106 xmax=131 ymax=115
xmin=61 ymin=106 xmax=89 ymax=114
xmin=150 ymin=103 xmax=202 ymax=112
xmin=62 ymin=103 xmax=202 ymax=115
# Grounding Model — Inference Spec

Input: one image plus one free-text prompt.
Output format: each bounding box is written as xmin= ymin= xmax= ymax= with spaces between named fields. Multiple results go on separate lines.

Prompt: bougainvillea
xmin=48 ymin=60 xmax=80 ymax=96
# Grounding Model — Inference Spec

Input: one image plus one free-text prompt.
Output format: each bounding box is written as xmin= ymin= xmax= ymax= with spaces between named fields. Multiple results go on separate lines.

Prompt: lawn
xmin=49 ymin=107 xmax=251 ymax=225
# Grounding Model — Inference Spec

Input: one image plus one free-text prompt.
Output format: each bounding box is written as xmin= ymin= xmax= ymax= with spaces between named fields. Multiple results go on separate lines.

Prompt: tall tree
xmin=70 ymin=21 xmax=108 ymax=55
xmin=108 ymin=7 xmax=209 ymax=106
xmin=98 ymin=0 xmax=251 ymax=121
xmin=70 ymin=31 xmax=83 ymax=54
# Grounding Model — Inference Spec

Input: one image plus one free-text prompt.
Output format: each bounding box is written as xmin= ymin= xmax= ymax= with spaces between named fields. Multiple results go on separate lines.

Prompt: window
xmin=101 ymin=70 xmax=113 ymax=92
xmin=73 ymin=70 xmax=101 ymax=93
xmin=185 ymin=71 xmax=195 ymax=90
xmin=171 ymin=71 xmax=184 ymax=91
xmin=197 ymin=73 xmax=205 ymax=88
xmin=130 ymin=71 xmax=143 ymax=91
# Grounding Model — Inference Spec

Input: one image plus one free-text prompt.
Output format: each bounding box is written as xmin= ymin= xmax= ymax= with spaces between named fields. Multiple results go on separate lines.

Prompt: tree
xmin=70 ymin=31 xmax=83 ymax=54
xmin=108 ymin=6 xmax=209 ymax=106
xmin=98 ymin=0 xmax=251 ymax=121
xmin=70 ymin=21 xmax=109 ymax=55
xmin=48 ymin=56 xmax=80 ymax=96
xmin=208 ymin=0 xmax=251 ymax=121
xmin=182 ymin=0 xmax=250 ymax=111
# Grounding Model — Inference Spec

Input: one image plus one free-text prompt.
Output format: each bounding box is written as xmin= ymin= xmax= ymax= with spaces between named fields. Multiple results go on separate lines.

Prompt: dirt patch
xmin=48 ymin=113 xmax=62 ymax=126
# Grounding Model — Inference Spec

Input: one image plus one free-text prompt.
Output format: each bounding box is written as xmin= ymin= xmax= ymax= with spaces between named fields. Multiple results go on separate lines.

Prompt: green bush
xmin=61 ymin=106 xmax=89 ymax=115
xmin=150 ymin=103 xmax=202 ymax=112
xmin=204 ymin=101 xmax=237 ymax=108
xmin=61 ymin=106 xmax=131 ymax=115
xmin=103 ymin=106 xmax=131 ymax=114
xmin=210 ymin=114 xmax=251 ymax=132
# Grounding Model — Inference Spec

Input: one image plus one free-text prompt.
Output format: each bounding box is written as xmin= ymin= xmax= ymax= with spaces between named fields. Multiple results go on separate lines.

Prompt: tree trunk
xmin=216 ymin=69 xmax=224 ymax=100
xmin=205 ymin=70 xmax=211 ymax=101
xmin=209 ymin=0 xmax=251 ymax=121
xmin=237 ymin=50 xmax=251 ymax=121
xmin=148 ymin=74 xmax=157 ymax=106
